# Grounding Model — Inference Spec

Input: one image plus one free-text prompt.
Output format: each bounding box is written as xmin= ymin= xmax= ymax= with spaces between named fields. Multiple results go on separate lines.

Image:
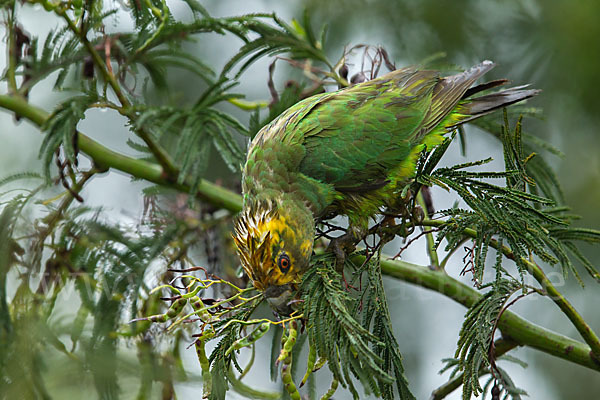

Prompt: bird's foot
xmin=327 ymin=236 xmax=360 ymax=291
xmin=327 ymin=230 xmax=361 ymax=272
xmin=327 ymin=235 xmax=349 ymax=272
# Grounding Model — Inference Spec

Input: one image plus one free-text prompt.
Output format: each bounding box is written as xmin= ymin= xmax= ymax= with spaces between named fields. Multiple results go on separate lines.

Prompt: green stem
xmin=0 ymin=95 xmax=242 ymax=213
xmin=5 ymin=7 xmax=18 ymax=94
xmin=227 ymin=97 xmax=269 ymax=111
xmin=135 ymin=0 xmax=168 ymax=56
xmin=416 ymin=191 xmax=440 ymax=269
xmin=55 ymin=11 xmax=129 ymax=108
xmin=422 ymin=218 xmax=600 ymax=359
xmin=439 ymin=238 xmax=468 ymax=270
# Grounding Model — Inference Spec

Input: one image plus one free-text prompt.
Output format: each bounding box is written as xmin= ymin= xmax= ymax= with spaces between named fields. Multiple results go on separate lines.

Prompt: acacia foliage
xmin=0 ymin=1 xmax=599 ymax=400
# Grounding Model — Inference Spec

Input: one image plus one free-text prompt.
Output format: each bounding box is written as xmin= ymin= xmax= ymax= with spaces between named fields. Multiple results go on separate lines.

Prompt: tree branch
xmin=1 ymin=93 xmax=599 ymax=375
xmin=370 ymin=254 xmax=600 ymax=372
xmin=52 ymin=5 xmax=179 ymax=177
xmin=0 ymin=94 xmax=242 ymax=212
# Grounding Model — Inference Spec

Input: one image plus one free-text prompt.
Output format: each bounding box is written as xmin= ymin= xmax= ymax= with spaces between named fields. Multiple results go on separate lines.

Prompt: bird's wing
xmin=295 ymin=62 xmax=495 ymax=191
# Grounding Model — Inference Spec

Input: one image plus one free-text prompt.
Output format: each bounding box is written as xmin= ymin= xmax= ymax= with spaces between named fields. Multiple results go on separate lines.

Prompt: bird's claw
xmin=327 ymin=232 xmax=359 ymax=272
xmin=328 ymin=238 xmax=347 ymax=272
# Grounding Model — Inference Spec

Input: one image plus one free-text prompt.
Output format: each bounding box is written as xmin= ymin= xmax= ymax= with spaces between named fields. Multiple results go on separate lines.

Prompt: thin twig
xmin=417 ymin=190 xmax=440 ymax=269
xmin=390 ymin=228 xmax=440 ymax=260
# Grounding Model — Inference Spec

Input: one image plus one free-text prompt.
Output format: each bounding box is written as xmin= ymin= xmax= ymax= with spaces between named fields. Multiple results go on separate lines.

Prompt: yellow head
xmin=233 ymin=201 xmax=314 ymax=313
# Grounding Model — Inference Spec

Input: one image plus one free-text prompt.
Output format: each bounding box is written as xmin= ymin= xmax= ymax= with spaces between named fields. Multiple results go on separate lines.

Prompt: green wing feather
xmin=243 ymin=61 xmax=538 ymax=215
xmin=295 ymin=62 xmax=498 ymax=191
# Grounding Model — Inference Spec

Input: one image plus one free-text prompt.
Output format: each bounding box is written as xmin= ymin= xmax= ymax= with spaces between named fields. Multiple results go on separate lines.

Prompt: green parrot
xmin=233 ymin=61 xmax=538 ymax=313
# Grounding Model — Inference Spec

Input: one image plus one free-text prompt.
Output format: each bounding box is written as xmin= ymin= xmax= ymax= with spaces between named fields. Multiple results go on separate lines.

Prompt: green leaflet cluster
xmin=411 ymin=111 xmax=600 ymax=398
xmin=39 ymin=90 xmax=98 ymax=179
xmin=454 ymin=279 xmax=523 ymax=398
xmin=300 ymin=252 xmax=415 ymax=400
xmin=415 ymin=111 xmax=600 ymax=286
xmin=25 ymin=1 xmax=331 ymax=198
xmin=131 ymin=78 xmax=248 ymax=193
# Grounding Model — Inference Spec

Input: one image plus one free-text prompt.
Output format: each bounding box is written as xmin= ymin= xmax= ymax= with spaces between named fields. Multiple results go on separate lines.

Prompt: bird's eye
xmin=277 ymin=253 xmax=291 ymax=273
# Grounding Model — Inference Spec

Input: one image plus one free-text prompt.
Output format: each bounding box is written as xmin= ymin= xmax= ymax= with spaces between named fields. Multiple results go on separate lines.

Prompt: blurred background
xmin=1 ymin=0 xmax=599 ymax=399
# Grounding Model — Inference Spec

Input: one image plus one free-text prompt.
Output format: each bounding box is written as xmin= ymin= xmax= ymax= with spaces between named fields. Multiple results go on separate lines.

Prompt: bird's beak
xmin=264 ymin=284 xmax=298 ymax=316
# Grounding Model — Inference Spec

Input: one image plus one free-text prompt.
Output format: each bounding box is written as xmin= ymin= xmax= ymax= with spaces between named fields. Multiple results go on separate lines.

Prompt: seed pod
xmin=133 ymin=297 xmax=187 ymax=323
xmin=196 ymin=338 xmax=212 ymax=398
xmin=42 ymin=0 xmax=56 ymax=11
xmin=83 ymin=57 xmax=94 ymax=79
xmin=275 ymin=326 xmax=289 ymax=367
xmin=339 ymin=63 xmax=349 ymax=80
xmin=277 ymin=321 xmax=301 ymax=399
xmin=14 ymin=26 xmax=30 ymax=65
xmin=281 ymin=326 xmax=289 ymax=344
xmin=300 ymin=340 xmax=317 ymax=387
xmin=351 ymin=71 xmax=367 ymax=84
xmin=491 ymin=383 xmax=500 ymax=400
xmin=412 ymin=205 xmax=425 ymax=224
xmin=313 ymin=357 xmax=327 ymax=371
xmin=225 ymin=322 xmax=271 ymax=356
xmin=285 ymin=381 xmax=301 ymax=400
xmin=282 ymin=359 xmax=293 ymax=385
xmin=420 ymin=185 xmax=435 ymax=215
xmin=166 ymin=297 xmax=187 ymax=318
xmin=320 ymin=378 xmax=339 ymax=400
xmin=277 ymin=320 xmax=298 ymax=363
xmin=191 ymin=297 xmax=213 ymax=323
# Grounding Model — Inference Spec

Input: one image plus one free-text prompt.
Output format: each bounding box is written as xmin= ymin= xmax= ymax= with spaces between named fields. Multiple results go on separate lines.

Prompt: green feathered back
xmin=297 ymin=67 xmax=435 ymax=191
xmin=243 ymin=61 xmax=537 ymax=220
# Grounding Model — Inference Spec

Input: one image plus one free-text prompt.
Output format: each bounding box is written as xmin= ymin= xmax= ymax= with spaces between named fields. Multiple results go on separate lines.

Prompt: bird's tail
xmin=449 ymin=82 xmax=541 ymax=127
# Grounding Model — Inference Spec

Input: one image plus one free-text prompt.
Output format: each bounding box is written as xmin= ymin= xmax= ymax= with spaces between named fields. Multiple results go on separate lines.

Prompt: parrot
xmin=233 ymin=60 xmax=539 ymax=314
